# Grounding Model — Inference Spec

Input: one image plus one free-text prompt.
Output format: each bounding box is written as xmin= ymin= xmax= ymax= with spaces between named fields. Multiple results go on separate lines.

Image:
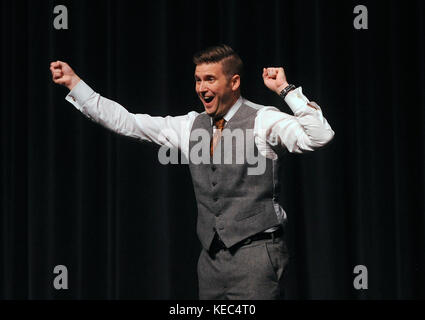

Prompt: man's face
xmin=194 ymin=62 xmax=239 ymax=119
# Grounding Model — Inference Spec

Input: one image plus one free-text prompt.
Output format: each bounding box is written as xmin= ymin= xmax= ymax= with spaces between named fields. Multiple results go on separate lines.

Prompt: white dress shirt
xmin=66 ymin=80 xmax=334 ymax=160
xmin=65 ymin=80 xmax=335 ymax=227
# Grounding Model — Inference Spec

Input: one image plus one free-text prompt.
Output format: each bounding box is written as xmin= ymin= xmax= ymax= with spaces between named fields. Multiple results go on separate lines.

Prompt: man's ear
xmin=230 ymin=74 xmax=241 ymax=92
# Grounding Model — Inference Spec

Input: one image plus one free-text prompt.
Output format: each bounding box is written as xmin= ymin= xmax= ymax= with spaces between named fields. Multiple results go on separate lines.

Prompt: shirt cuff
xmin=284 ymin=86 xmax=312 ymax=114
xmin=65 ymin=80 xmax=94 ymax=108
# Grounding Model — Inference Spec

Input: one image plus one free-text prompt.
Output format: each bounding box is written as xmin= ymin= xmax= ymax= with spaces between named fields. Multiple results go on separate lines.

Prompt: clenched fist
xmin=50 ymin=61 xmax=80 ymax=90
xmin=262 ymin=67 xmax=289 ymax=95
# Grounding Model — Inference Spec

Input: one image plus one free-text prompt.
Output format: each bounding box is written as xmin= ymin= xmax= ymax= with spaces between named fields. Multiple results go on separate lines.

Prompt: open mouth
xmin=203 ymin=95 xmax=215 ymax=104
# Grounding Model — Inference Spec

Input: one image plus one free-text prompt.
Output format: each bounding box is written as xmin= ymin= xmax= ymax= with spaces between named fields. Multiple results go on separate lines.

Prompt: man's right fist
xmin=50 ymin=61 xmax=80 ymax=90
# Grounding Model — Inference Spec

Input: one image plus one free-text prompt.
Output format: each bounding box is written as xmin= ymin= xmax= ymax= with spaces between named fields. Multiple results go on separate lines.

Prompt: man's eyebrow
xmin=194 ymin=74 xmax=216 ymax=79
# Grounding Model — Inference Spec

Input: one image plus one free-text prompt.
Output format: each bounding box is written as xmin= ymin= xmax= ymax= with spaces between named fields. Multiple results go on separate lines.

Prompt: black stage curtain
xmin=1 ymin=0 xmax=424 ymax=299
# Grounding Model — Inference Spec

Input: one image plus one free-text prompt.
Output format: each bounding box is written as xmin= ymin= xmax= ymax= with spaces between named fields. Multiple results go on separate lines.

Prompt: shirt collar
xmin=210 ymin=96 xmax=243 ymax=126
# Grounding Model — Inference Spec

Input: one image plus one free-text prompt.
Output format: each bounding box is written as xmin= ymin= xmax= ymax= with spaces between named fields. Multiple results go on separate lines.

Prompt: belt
xmin=209 ymin=226 xmax=283 ymax=254
xmin=244 ymin=227 xmax=283 ymax=244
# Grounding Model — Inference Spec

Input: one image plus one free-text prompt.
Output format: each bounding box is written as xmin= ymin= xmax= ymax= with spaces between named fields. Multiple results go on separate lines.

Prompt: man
xmin=50 ymin=44 xmax=334 ymax=299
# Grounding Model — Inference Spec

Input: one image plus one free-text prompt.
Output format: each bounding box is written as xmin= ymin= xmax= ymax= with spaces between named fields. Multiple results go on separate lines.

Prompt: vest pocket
xmin=234 ymin=203 xmax=264 ymax=221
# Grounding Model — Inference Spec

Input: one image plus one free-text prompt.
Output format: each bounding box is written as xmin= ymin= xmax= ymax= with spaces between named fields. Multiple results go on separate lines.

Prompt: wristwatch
xmin=279 ymin=84 xmax=296 ymax=100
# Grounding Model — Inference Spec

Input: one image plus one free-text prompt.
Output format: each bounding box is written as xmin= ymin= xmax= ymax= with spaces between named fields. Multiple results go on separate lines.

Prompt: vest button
xmin=212 ymin=182 xmax=217 ymax=187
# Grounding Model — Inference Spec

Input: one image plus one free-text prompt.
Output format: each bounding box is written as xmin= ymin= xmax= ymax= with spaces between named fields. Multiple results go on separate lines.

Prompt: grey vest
xmin=188 ymin=102 xmax=281 ymax=250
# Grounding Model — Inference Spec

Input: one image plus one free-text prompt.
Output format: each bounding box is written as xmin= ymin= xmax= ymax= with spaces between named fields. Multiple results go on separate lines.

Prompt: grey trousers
xmin=197 ymin=235 xmax=289 ymax=300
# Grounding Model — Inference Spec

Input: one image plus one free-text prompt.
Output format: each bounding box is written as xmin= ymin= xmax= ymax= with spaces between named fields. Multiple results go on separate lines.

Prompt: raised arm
xmin=260 ymin=67 xmax=335 ymax=153
xmin=50 ymin=61 xmax=197 ymax=153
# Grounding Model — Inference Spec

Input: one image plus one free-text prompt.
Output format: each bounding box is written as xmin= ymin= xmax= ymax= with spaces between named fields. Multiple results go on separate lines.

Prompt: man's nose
xmin=198 ymin=81 xmax=207 ymax=92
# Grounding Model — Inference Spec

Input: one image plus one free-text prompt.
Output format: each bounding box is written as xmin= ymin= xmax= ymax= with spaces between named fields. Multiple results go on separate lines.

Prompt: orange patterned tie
xmin=210 ymin=118 xmax=226 ymax=156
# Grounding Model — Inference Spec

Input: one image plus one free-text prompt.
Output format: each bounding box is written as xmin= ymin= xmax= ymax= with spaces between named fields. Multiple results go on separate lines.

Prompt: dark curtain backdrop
xmin=1 ymin=0 xmax=424 ymax=299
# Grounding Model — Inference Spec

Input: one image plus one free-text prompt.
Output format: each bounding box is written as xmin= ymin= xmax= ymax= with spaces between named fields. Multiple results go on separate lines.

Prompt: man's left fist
xmin=262 ymin=67 xmax=289 ymax=94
